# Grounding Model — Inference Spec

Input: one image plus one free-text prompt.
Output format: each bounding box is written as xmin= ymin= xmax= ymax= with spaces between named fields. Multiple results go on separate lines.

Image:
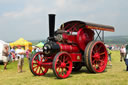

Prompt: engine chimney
xmin=49 ymin=14 xmax=56 ymax=38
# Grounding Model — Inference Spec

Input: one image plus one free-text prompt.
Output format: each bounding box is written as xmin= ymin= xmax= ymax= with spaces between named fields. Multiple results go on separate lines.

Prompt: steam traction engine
xmin=29 ymin=14 xmax=115 ymax=79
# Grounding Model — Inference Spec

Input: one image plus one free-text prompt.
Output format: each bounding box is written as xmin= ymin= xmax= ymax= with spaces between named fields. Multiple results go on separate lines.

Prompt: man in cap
xmin=15 ymin=45 xmax=25 ymax=73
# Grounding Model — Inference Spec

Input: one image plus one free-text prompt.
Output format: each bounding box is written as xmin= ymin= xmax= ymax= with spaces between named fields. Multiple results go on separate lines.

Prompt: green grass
xmin=0 ymin=51 xmax=128 ymax=85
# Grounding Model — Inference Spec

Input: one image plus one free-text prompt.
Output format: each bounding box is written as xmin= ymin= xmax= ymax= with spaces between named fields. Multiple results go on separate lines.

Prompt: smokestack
xmin=49 ymin=14 xmax=55 ymax=38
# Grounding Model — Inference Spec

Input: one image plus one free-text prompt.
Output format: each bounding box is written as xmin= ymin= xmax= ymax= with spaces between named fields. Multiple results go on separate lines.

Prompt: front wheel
xmin=29 ymin=52 xmax=48 ymax=76
xmin=53 ymin=52 xmax=72 ymax=79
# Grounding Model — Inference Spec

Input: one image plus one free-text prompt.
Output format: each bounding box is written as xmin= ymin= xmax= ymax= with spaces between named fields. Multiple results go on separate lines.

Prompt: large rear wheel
xmin=53 ymin=52 xmax=72 ymax=79
xmin=84 ymin=41 xmax=108 ymax=73
xmin=29 ymin=52 xmax=48 ymax=76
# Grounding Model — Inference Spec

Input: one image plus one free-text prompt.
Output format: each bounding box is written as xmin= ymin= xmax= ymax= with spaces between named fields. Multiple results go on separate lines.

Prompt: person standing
xmin=32 ymin=48 xmax=36 ymax=55
xmin=107 ymin=47 xmax=112 ymax=66
xmin=10 ymin=47 xmax=15 ymax=62
xmin=120 ymin=45 xmax=126 ymax=62
xmin=36 ymin=47 xmax=40 ymax=52
xmin=26 ymin=49 xmax=30 ymax=60
xmin=2 ymin=44 xmax=9 ymax=70
xmin=15 ymin=46 xmax=25 ymax=73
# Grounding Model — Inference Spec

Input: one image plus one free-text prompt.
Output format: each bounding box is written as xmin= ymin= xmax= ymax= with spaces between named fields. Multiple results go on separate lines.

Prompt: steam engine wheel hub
xmin=38 ymin=61 xmax=42 ymax=66
xmin=61 ymin=63 xmax=66 ymax=68
xmin=93 ymin=53 xmax=100 ymax=60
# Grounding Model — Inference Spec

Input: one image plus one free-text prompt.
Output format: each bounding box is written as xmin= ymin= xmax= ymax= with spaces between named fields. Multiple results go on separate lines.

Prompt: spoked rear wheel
xmin=84 ymin=41 xmax=108 ymax=73
xmin=53 ymin=52 xmax=72 ymax=79
xmin=29 ymin=52 xmax=48 ymax=76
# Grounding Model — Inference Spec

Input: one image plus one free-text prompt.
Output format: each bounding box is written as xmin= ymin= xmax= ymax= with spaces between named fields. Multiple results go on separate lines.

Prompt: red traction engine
xmin=29 ymin=14 xmax=115 ymax=79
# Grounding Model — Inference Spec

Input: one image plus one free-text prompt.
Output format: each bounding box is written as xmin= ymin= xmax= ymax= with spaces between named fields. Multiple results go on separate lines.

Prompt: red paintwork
xmin=41 ymin=62 xmax=52 ymax=68
xmin=57 ymin=42 xmax=82 ymax=62
xmin=70 ymin=53 xmax=82 ymax=62
xmin=62 ymin=33 xmax=77 ymax=43
xmin=77 ymin=28 xmax=94 ymax=51
xmin=57 ymin=42 xmax=80 ymax=53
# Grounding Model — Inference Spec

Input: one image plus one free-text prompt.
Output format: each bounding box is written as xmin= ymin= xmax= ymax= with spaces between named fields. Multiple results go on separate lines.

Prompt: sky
xmin=0 ymin=0 xmax=128 ymax=41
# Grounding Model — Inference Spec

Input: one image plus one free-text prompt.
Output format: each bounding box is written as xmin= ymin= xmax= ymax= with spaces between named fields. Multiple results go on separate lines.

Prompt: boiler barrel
xmin=43 ymin=42 xmax=80 ymax=55
xmin=57 ymin=43 xmax=80 ymax=53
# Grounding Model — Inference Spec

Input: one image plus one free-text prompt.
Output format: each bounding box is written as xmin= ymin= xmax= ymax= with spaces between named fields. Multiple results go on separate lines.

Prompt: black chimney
xmin=49 ymin=14 xmax=55 ymax=38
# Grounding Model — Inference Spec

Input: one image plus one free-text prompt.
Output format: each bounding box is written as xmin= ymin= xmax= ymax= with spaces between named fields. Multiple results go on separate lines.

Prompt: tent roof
xmin=10 ymin=38 xmax=32 ymax=47
xmin=35 ymin=42 xmax=44 ymax=48
xmin=0 ymin=40 xmax=9 ymax=45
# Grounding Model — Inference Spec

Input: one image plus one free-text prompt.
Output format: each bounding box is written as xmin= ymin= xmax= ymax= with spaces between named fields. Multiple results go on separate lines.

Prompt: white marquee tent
xmin=0 ymin=40 xmax=9 ymax=63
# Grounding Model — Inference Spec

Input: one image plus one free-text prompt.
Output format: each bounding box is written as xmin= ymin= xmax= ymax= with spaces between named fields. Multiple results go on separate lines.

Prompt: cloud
xmin=55 ymin=0 xmax=66 ymax=8
xmin=0 ymin=0 xmax=127 ymax=41
xmin=2 ymin=0 xmax=106 ymax=18
xmin=3 ymin=4 xmax=43 ymax=17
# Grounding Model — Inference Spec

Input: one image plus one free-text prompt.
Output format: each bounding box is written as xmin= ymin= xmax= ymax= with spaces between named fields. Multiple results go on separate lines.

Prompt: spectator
xmin=107 ymin=47 xmax=112 ymax=66
xmin=10 ymin=47 xmax=16 ymax=62
xmin=10 ymin=47 xmax=15 ymax=52
xmin=36 ymin=47 xmax=40 ymax=52
xmin=120 ymin=45 xmax=126 ymax=62
xmin=26 ymin=49 xmax=30 ymax=60
xmin=32 ymin=48 xmax=36 ymax=55
xmin=15 ymin=45 xmax=25 ymax=73
xmin=2 ymin=44 xmax=9 ymax=70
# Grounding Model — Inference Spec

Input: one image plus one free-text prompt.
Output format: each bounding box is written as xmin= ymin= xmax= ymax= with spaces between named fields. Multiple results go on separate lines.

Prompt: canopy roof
xmin=60 ymin=21 xmax=115 ymax=32
xmin=10 ymin=38 xmax=32 ymax=47
xmin=35 ymin=42 xmax=44 ymax=48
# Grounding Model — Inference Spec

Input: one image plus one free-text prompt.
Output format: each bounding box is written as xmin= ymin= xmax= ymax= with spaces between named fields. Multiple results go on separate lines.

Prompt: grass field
xmin=0 ymin=51 xmax=128 ymax=85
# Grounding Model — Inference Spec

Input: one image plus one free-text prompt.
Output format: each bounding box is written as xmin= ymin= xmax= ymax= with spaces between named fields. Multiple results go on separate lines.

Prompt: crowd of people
xmin=120 ymin=44 xmax=128 ymax=71
xmin=1 ymin=45 xmax=42 ymax=72
xmin=106 ymin=44 xmax=128 ymax=71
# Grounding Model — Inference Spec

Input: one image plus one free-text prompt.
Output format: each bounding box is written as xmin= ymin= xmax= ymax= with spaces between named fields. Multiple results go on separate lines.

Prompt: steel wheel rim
xmin=90 ymin=41 xmax=108 ymax=72
xmin=54 ymin=52 xmax=72 ymax=78
xmin=31 ymin=52 xmax=48 ymax=76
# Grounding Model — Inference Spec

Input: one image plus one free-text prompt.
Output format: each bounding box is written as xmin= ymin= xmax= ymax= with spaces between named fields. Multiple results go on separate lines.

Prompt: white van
xmin=0 ymin=40 xmax=9 ymax=63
